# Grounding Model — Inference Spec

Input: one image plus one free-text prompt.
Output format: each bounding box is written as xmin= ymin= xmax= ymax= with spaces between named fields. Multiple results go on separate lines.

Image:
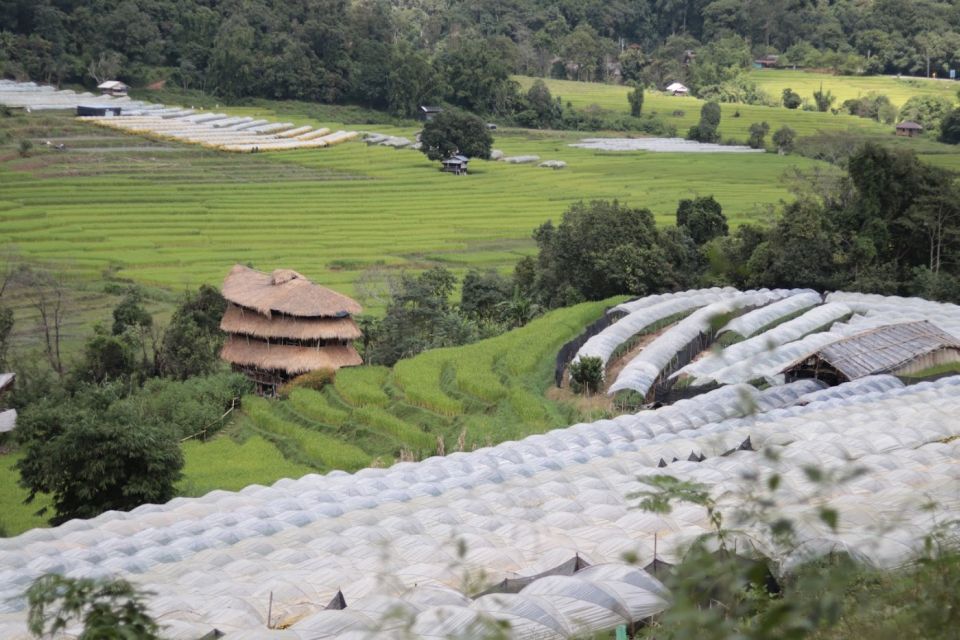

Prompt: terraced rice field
xmin=209 ymin=299 xmax=617 ymax=476
xmin=1 ymin=107 xmax=818 ymax=301
xmin=745 ymin=69 xmax=959 ymax=108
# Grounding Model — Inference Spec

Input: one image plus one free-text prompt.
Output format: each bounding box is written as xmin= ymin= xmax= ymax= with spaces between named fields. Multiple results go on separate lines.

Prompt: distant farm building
xmin=97 ymin=80 xmax=129 ymax=97
xmin=419 ymin=105 xmax=443 ymax=121
xmin=782 ymin=321 xmax=960 ymax=385
xmin=76 ymin=104 xmax=122 ymax=117
xmin=441 ymin=154 xmax=469 ymax=175
xmin=219 ymin=265 xmax=363 ymax=395
xmin=895 ymin=121 xmax=923 ymax=137
xmin=665 ymin=82 xmax=689 ymax=96
xmin=0 ymin=372 xmax=15 ymax=435
xmin=753 ymin=55 xmax=779 ymax=69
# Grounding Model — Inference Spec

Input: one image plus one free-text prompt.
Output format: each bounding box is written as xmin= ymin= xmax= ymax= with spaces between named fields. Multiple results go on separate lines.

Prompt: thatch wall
xmin=220 ymin=336 xmax=362 ymax=375
xmin=222 ymin=264 xmax=362 ymax=318
xmin=220 ymin=304 xmax=361 ymax=341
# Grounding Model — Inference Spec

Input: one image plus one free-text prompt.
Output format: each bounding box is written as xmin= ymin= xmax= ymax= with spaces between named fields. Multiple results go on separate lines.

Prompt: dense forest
xmin=2 ymin=0 xmax=960 ymax=112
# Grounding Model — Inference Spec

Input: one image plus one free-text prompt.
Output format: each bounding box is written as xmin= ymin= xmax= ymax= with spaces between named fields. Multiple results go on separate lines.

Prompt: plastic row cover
xmin=610 ymin=286 xmax=739 ymax=316
xmin=1 ymin=377 xmax=958 ymax=637
xmin=0 ymin=378 xmax=959 ymax=637
xmin=826 ymin=291 xmax=960 ymax=336
xmin=718 ymin=290 xmax=821 ymax=338
xmin=676 ymin=302 xmax=853 ymax=382
xmin=608 ymin=290 xmax=790 ymax=395
xmin=575 ymin=293 xmax=728 ymax=368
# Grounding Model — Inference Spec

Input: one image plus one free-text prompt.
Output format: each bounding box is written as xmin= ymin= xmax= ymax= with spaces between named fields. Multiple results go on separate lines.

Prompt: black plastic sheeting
xmin=474 ymin=554 xmax=592 ymax=597
xmin=324 ymin=589 xmax=347 ymax=610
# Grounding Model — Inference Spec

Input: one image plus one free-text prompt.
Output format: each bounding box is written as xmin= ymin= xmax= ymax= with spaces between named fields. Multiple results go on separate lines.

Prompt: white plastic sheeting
xmin=718 ymin=291 xmax=821 ymax=338
xmin=675 ymin=302 xmax=854 ymax=384
xmin=574 ymin=292 xmax=730 ymax=369
xmin=607 ymin=290 xmax=791 ymax=396
xmin=827 ymin=292 xmax=960 ymax=337
xmin=1 ymin=376 xmax=958 ymax=638
xmin=611 ymin=287 xmax=739 ymax=316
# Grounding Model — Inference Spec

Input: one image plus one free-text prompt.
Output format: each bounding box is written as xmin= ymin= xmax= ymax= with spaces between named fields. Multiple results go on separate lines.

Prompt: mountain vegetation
xmin=3 ymin=0 xmax=959 ymax=113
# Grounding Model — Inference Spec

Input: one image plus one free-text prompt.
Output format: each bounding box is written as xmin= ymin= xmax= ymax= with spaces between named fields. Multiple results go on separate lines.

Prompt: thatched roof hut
xmin=222 ymin=264 xmax=362 ymax=318
xmin=219 ymin=265 xmax=363 ymax=394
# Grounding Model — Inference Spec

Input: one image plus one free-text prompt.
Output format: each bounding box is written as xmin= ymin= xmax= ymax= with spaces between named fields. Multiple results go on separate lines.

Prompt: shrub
xmin=782 ymin=88 xmax=802 ymax=109
xmin=772 ymin=125 xmax=796 ymax=153
xmin=747 ymin=121 xmax=770 ymax=149
xmin=279 ymin=368 xmax=336 ymax=397
xmin=18 ymin=139 xmax=32 ymax=157
xmin=569 ymin=356 xmax=603 ymax=394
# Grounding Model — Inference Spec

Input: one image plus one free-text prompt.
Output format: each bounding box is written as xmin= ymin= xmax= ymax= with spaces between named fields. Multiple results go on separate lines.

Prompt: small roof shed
xmin=97 ymin=80 xmax=129 ymax=96
xmin=782 ymin=320 xmax=960 ymax=385
xmin=895 ymin=121 xmax=923 ymax=137
xmin=441 ymin=154 xmax=469 ymax=175
xmin=665 ymin=82 xmax=689 ymax=95
xmin=419 ymin=105 xmax=443 ymax=121
xmin=0 ymin=372 xmax=14 ymax=395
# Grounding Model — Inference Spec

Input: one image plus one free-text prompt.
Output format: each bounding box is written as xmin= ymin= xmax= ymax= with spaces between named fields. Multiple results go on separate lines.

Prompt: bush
xmin=278 ymin=368 xmax=336 ymax=397
xmin=747 ymin=121 xmax=770 ymax=149
xmin=772 ymin=125 xmax=796 ymax=153
xmin=18 ymin=139 xmax=32 ymax=157
xmin=782 ymin=88 xmax=802 ymax=109
xmin=569 ymin=356 xmax=603 ymax=394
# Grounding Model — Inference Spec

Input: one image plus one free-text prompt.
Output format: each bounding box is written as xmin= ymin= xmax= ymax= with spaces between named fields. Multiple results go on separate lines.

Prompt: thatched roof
xmin=220 ymin=336 xmax=362 ymax=374
xmin=783 ymin=320 xmax=960 ymax=380
xmin=220 ymin=304 xmax=361 ymax=341
xmin=222 ymin=265 xmax=362 ymax=318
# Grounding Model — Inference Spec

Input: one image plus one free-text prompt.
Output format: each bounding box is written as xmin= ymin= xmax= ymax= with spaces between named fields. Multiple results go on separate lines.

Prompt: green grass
xmin=178 ymin=434 xmax=314 ymax=496
xmin=745 ymin=69 xmax=959 ymax=109
xmin=333 ymin=365 xmax=391 ymax=407
xmin=287 ymin=388 xmax=350 ymax=425
xmin=0 ymin=453 xmax=51 ymax=536
xmin=244 ymin=395 xmax=371 ymax=470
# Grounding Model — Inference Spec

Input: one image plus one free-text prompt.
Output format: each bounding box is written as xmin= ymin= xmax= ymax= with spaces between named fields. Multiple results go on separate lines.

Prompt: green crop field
xmin=1 ymin=111 xmax=816 ymax=300
xmin=746 ymin=69 xmax=959 ymax=108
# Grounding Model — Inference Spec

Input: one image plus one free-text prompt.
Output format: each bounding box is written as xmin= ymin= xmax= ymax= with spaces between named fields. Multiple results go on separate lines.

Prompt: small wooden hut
xmin=441 ymin=154 xmax=469 ymax=175
xmin=219 ymin=265 xmax=363 ymax=395
xmin=97 ymin=80 xmax=129 ymax=97
xmin=895 ymin=121 xmax=923 ymax=137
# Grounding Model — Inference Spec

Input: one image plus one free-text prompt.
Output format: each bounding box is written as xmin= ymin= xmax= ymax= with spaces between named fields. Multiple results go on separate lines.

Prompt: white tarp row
xmin=2 ymin=375 xmax=958 ymax=638
xmin=85 ymin=114 xmax=358 ymax=153
xmin=674 ymin=302 xmax=854 ymax=384
xmin=607 ymin=290 xmax=793 ymax=396
xmin=826 ymin=291 xmax=960 ymax=337
xmin=718 ymin=290 xmax=822 ymax=338
xmin=610 ymin=286 xmax=740 ymax=316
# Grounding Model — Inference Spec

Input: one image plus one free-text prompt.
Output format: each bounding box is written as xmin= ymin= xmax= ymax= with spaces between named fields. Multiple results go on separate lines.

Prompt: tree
xmin=812 ymin=83 xmax=835 ymax=112
xmin=111 ymin=287 xmax=153 ymax=368
xmin=677 ymin=196 xmax=729 ymax=245
xmin=772 ymin=125 xmax=796 ymax=153
xmin=523 ymin=79 xmax=560 ymax=128
xmin=73 ymin=327 xmax=137 ymax=385
xmin=18 ymin=139 xmax=32 ymax=157
xmin=781 ymin=87 xmax=802 ymax=109
xmin=420 ymin=110 xmax=493 ymax=162
xmin=628 ymin=82 xmax=644 ymax=117
xmin=438 ymin=39 xmax=518 ymax=114
xmin=526 ymin=200 xmax=676 ymax=306
xmin=17 ymin=397 xmax=183 ymax=524
xmin=619 ymin=47 xmax=646 ymax=83
xmin=85 ymin=50 xmax=123 ymax=84
xmin=746 ymin=199 xmax=839 ymax=290
xmin=158 ymin=285 xmax=226 ymax=380
xmin=900 ymin=94 xmax=954 ymax=131
xmin=386 ymin=43 xmax=438 ymax=117
xmin=569 ymin=356 xmax=603 ymax=394
xmin=940 ymin=108 xmax=960 ymax=144
xmin=688 ymin=101 xmax=721 ymax=143
xmin=747 ymin=121 xmax=770 ymax=149
xmin=27 ymin=574 xmax=161 ymax=640
xmin=460 ymin=270 xmax=512 ymax=322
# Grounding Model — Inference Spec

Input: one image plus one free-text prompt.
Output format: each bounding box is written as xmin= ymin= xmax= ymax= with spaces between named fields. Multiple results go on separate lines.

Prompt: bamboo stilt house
xmin=219 ymin=265 xmax=363 ymax=394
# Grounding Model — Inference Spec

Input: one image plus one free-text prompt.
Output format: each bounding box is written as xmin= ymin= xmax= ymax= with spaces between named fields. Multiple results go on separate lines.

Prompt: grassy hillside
xmin=0 ymin=298 xmax=614 ymax=534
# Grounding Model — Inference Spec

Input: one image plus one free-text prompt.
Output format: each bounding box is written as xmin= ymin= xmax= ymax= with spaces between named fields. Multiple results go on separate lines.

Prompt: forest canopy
xmin=2 ymin=0 xmax=958 ymax=108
